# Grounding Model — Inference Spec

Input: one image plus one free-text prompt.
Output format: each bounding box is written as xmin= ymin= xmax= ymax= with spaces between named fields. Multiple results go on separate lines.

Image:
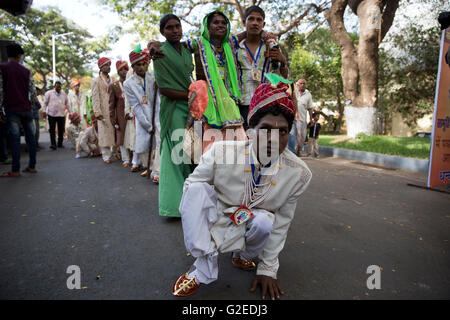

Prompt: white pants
xmin=101 ymin=146 xmax=112 ymax=161
xmin=293 ymin=120 xmax=307 ymax=153
xmin=119 ymin=145 xmax=130 ymax=163
xmin=131 ymin=152 xmax=140 ymax=167
xmin=133 ymin=152 xmax=149 ymax=168
xmin=150 ymin=129 xmax=161 ymax=175
xmin=179 ymin=182 xmax=273 ymax=284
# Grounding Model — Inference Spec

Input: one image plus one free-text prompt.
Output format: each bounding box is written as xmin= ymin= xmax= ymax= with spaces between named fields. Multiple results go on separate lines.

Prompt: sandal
xmin=22 ymin=168 xmax=37 ymax=173
xmin=0 ymin=171 xmax=20 ymax=178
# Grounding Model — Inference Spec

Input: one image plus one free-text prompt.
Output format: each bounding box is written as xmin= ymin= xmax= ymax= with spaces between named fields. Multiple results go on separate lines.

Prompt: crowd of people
xmin=0 ymin=6 xmax=324 ymax=300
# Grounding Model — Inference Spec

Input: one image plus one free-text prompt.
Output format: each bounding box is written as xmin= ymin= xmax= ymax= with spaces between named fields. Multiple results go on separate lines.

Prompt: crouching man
xmin=173 ymin=79 xmax=312 ymax=299
xmin=78 ymin=115 xmax=101 ymax=158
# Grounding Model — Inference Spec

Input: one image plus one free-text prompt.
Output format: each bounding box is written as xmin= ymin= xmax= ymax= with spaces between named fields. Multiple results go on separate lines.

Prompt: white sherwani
xmin=123 ymin=72 xmax=160 ymax=154
xmin=91 ymin=74 xmax=115 ymax=147
xmin=181 ymin=140 xmax=312 ymax=280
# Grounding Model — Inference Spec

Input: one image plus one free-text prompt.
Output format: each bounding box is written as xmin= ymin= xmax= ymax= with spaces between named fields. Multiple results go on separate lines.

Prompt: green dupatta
xmin=196 ymin=11 xmax=242 ymax=128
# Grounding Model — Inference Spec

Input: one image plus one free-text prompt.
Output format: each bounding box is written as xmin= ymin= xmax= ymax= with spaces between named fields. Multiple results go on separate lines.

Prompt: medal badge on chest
xmin=251 ymin=68 xmax=261 ymax=81
xmin=230 ymin=205 xmax=254 ymax=226
xmin=141 ymin=95 xmax=148 ymax=104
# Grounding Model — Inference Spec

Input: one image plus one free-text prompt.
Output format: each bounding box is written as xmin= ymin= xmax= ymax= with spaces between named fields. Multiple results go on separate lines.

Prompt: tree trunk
xmin=325 ymin=0 xmax=399 ymax=137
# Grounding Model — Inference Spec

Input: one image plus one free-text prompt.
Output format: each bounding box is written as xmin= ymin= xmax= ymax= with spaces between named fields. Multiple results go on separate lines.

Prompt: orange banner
xmin=428 ymin=27 xmax=450 ymax=188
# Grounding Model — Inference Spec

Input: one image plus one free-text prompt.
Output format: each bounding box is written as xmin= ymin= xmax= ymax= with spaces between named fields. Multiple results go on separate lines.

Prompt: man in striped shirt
xmin=235 ymin=6 xmax=289 ymax=130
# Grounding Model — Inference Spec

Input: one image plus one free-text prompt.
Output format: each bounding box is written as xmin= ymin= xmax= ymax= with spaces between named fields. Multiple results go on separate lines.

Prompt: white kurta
xmin=181 ymin=140 xmax=312 ymax=279
xmin=123 ymin=72 xmax=160 ymax=154
xmin=91 ymin=74 xmax=115 ymax=147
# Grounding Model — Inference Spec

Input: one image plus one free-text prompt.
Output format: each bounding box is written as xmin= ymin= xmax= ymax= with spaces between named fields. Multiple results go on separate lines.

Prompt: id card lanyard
xmin=140 ymin=75 xmax=148 ymax=104
xmin=244 ymin=41 xmax=263 ymax=81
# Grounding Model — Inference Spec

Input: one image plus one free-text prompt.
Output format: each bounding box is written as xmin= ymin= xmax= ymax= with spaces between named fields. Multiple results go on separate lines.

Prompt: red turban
xmin=116 ymin=60 xmax=129 ymax=72
xmin=247 ymin=82 xmax=295 ymax=126
xmin=69 ymin=112 xmax=80 ymax=121
xmin=129 ymin=49 xmax=150 ymax=66
xmin=98 ymin=57 xmax=111 ymax=69
xmin=70 ymin=78 xmax=80 ymax=88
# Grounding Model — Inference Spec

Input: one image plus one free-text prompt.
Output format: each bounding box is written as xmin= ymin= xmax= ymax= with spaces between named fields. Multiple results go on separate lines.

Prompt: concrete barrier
xmin=318 ymin=146 xmax=429 ymax=173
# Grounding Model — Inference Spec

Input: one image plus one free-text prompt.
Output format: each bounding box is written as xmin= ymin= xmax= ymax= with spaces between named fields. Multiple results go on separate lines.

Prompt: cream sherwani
xmin=91 ymin=74 xmax=115 ymax=160
xmin=180 ymin=140 xmax=312 ymax=283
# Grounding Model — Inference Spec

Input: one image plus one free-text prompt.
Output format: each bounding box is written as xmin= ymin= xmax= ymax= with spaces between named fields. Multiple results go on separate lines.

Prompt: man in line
xmin=123 ymin=47 xmax=160 ymax=179
xmin=91 ymin=57 xmax=115 ymax=164
xmin=172 ymin=80 xmax=312 ymax=299
xmin=292 ymin=78 xmax=313 ymax=156
xmin=235 ymin=5 xmax=289 ymax=130
xmin=109 ymin=60 xmax=131 ymax=167
xmin=42 ymin=81 xmax=69 ymax=150
xmin=0 ymin=43 xmax=38 ymax=177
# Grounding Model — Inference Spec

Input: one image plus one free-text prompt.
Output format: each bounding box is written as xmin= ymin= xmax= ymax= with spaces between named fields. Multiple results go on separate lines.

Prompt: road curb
xmin=318 ymin=146 xmax=429 ymax=173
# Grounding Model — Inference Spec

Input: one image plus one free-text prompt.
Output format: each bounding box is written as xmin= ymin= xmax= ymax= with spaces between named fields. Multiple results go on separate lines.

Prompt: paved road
xmin=0 ymin=131 xmax=449 ymax=300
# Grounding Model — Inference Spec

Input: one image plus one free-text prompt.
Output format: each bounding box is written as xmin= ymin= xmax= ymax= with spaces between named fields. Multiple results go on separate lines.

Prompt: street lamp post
xmin=52 ymin=32 xmax=73 ymax=86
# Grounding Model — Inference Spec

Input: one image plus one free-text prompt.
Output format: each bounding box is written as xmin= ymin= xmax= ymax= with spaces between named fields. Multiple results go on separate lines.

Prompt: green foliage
xmin=318 ymin=134 xmax=431 ymax=159
xmin=378 ymin=0 xmax=450 ymax=129
xmin=100 ymin=0 xmax=329 ymax=38
xmin=0 ymin=7 xmax=117 ymax=90
xmin=379 ymin=23 xmax=439 ymax=129
xmin=288 ymin=28 xmax=346 ymax=103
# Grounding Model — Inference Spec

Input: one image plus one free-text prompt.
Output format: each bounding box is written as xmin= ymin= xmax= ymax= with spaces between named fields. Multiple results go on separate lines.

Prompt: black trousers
xmin=238 ymin=104 xmax=249 ymax=130
xmin=47 ymin=115 xmax=65 ymax=147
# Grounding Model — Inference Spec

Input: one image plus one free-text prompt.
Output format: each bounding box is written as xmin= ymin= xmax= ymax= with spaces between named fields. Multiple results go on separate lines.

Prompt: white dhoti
xmin=179 ymin=182 xmax=274 ymax=285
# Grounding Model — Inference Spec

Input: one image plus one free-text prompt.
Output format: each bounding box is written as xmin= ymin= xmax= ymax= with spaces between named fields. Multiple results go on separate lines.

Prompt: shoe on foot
xmin=131 ymin=166 xmax=141 ymax=172
xmin=172 ymin=273 xmax=200 ymax=297
xmin=50 ymin=145 xmax=57 ymax=150
xmin=104 ymin=159 xmax=111 ymax=164
xmin=140 ymin=169 xmax=149 ymax=177
xmin=122 ymin=162 xmax=131 ymax=167
xmin=231 ymin=254 xmax=256 ymax=271
xmin=22 ymin=167 xmax=37 ymax=173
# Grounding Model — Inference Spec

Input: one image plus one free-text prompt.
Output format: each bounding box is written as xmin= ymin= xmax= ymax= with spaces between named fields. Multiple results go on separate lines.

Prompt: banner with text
xmin=428 ymin=27 xmax=450 ymax=188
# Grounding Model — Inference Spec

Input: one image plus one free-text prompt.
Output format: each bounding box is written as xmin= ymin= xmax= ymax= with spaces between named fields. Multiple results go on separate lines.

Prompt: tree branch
xmin=380 ymin=0 xmax=400 ymax=42
xmin=273 ymin=1 xmax=331 ymax=37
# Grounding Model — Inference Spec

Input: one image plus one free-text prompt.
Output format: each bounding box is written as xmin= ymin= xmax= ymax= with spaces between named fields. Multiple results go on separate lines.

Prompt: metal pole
xmin=51 ymin=32 xmax=72 ymax=87
xmin=52 ymin=34 xmax=56 ymax=86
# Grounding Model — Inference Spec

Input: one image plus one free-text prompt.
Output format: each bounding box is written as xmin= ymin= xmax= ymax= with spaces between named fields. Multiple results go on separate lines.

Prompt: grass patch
xmin=318 ymin=134 xmax=431 ymax=159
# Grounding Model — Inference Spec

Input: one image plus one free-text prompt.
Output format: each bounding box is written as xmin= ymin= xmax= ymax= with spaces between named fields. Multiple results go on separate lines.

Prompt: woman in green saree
xmin=153 ymin=14 xmax=195 ymax=217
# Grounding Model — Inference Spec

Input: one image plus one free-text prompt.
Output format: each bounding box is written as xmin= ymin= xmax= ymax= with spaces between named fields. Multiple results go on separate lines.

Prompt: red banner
xmin=428 ymin=27 xmax=450 ymax=188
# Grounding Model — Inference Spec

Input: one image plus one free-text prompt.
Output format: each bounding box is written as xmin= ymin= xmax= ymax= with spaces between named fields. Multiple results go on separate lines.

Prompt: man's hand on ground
xmin=250 ymin=275 xmax=284 ymax=300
